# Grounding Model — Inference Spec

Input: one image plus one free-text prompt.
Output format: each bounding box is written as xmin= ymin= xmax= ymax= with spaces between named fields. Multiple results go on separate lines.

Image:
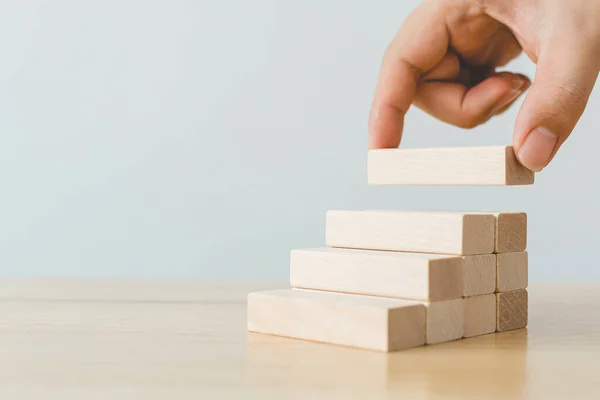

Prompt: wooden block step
xmin=423 ymin=299 xmax=464 ymax=344
xmin=290 ymin=248 xmax=495 ymax=301
xmin=496 ymin=289 xmax=528 ymax=332
xmin=463 ymin=294 xmax=497 ymax=338
xmin=247 ymin=289 xmax=426 ymax=352
xmin=326 ymin=210 xmax=495 ymax=255
xmin=493 ymin=212 xmax=527 ymax=253
xmin=496 ymin=252 xmax=528 ymax=293
xmin=367 ymin=146 xmax=534 ymax=186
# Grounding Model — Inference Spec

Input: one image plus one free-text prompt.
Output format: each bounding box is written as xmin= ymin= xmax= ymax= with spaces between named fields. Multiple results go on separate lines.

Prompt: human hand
xmin=369 ymin=0 xmax=600 ymax=172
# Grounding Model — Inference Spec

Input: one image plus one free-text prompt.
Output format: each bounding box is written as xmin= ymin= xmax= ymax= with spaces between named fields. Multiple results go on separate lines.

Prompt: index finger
xmin=368 ymin=2 xmax=450 ymax=149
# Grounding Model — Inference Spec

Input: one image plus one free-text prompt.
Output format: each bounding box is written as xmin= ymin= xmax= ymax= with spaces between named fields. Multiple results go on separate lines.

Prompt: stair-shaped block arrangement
xmin=247 ymin=209 xmax=529 ymax=352
xmin=247 ymin=146 xmax=532 ymax=352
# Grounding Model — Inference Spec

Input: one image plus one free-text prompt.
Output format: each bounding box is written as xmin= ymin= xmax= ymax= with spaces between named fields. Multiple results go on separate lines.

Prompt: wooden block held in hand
xmin=247 ymin=289 xmax=426 ymax=352
xmin=494 ymin=213 xmax=527 ymax=253
xmin=326 ymin=210 xmax=495 ymax=255
xmin=496 ymin=290 xmax=528 ymax=332
xmin=463 ymin=294 xmax=496 ymax=338
xmin=368 ymin=146 xmax=534 ymax=186
xmin=424 ymin=299 xmax=464 ymax=344
xmin=496 ymin=252 xmax=528 ymax=292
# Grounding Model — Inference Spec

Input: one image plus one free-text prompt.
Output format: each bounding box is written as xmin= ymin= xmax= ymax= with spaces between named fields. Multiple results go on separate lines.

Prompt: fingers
xmin=513 ymin=38 xmax=600 ymax=171
xmin=423 ymin=53 xmax=461 ymax=82
xmin=369 ymin=2 xmax=450 ymax=149
xmin=414 ymin=72 xmax=531 ymax=128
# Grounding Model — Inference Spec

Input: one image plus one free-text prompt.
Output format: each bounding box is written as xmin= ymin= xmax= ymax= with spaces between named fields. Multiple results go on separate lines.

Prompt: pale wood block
xmin=326 ymin=210 xmax=495 ymax=255
xmin=496 ymin=252 xmax=528 ymax=292
xmin=494 ymin=212 xmax=527 ymax=253
xmin=290 ymin=247 xmax=462 ymax=301
xmin=423 ymin=299 xmax=464 ymax=344
xmin=368 ymin=146 xmax=534 ymax=186
xmin=461 ymin=254 xmax=497 ymax=297
xmin=496 ymin=289 xmax=528 ymax=332
xmin=291 ymin=248 xmax=494 ymax=300
xmin=247 ymin=289 xmax=426 ymax=352
xmin=463 ymin=294 xmax=496 ymax=338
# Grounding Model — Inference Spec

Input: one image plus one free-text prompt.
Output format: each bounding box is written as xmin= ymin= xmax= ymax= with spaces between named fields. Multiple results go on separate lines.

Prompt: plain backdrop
xmin=0 ymin=0 xmax=598 ymax=282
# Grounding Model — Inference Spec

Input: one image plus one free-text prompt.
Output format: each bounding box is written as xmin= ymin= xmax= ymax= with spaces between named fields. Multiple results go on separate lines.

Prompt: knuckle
xmin=456 ymin=104 xmax=495 ymax=129
xmin=545 ymin=83 xmax=588 ymax=125
xmin=554 ymin=83 xmax=588 ymax=107
xmin=457 ymin=114 xmax=487 ymax=129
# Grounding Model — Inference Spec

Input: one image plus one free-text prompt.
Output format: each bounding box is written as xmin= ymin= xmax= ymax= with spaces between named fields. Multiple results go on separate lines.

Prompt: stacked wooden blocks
xmin=248 ymin=146 xmax=533 ymax=352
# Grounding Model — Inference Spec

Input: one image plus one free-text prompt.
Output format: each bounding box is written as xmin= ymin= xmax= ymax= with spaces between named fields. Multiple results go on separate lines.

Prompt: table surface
xmin=1 ymin=279 xmax=599 ymax=399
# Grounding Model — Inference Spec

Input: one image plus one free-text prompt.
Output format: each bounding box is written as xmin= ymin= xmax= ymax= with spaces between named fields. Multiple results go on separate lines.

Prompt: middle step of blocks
xmin=326 ymin=210 xmax=526 ymax=255
xmin=290 ymin=247 xmax=496 ymax=301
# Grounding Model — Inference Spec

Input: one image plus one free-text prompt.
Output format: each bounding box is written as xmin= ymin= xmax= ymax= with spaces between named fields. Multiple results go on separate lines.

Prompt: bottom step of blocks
xmin=497 ymin=289 xmax=528 ymax=332
xmin=463 ymin=294 xmax=496 ymax=338
xmin=247 ymin=289 xmax=425 ymax=352
xmin=425 ymin=299 xmax=464 ymax=344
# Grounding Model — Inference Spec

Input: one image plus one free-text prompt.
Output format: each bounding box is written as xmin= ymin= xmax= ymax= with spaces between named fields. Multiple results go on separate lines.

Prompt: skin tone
xmin=369 ymin=0 xmax=600 ymax=172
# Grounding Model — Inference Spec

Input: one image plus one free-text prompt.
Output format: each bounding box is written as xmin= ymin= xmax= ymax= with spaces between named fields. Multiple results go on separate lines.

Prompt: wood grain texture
xmin=497 ymin=289 xmax=528 ymax=332
xmin=461 ymin=254 xmax=496 ymax=297
xmin=423 ymin=299 xmax=464 ymax=344
xmin=496 ymin=252 xmax=528 ymax=293
xmin=290 ymin=248 xmax=463 ymax=301
xmin=463 ymin=294 xmax=496 ymax=338
xmin=291 ymin=248 xmax=494 ymax=300
xmin=494 ymin=213 xmax=527 ymax=253
xmin=326 ymin=210 xmax=495 ymax=255
xmin=367 ymin=146 xmax=534 ymax=186
xmin=247 ymin=289 xmax=426 ymax=352
xmin=3 ymin=280 xmax=600 ymax=399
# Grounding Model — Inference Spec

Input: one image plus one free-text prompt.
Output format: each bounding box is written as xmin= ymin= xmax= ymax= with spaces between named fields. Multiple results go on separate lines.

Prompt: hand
xmin=369 ymin=0 xmax=600 ymax=172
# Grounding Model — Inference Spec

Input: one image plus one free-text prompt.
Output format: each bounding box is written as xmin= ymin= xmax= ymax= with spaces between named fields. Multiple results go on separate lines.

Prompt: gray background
xmin=0 ymin=0 xmax=597 ymax=282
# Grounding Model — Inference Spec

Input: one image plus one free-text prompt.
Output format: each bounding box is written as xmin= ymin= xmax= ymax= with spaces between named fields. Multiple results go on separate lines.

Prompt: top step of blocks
xmin=368 ymin=146 xmax=535 ymax=186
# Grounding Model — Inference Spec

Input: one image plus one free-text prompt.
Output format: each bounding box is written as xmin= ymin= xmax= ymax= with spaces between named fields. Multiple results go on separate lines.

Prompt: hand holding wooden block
xmin=247 ymin=142 xmax=532 ymax=351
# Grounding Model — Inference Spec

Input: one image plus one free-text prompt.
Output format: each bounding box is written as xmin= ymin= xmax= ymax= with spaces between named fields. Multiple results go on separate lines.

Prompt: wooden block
xmin=290 ymin=248 xmax=494 ymax=300
xmin=368 ymin=146 xmax=534 ymax=186
xmin=423 ymin=299 xmax=464 ymax=344
xmin=496 ymin=290 xmax=528 ymax=332
xmin=494 ymin=212 xmax=527 ymax=253
xmin=496 ymin=252 xmax=528 ymax=292
xmin=326 ymin=210 xmax=495 ymax=255
xmin=461 ymin=254 xmax=497 ymax=297
xmin=463 ymin=294 xmax=496 ymax=338
xmin=247 ymin=289 xmax=426 ymax=352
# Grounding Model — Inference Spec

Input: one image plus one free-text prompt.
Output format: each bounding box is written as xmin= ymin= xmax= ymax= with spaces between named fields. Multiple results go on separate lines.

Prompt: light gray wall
xmin=0 ymin=1 xmax=597 ymax=282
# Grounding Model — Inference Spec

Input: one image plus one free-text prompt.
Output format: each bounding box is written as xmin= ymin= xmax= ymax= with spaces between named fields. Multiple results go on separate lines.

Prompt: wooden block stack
xmin=248 ymin=146 xmax=533 ymax=352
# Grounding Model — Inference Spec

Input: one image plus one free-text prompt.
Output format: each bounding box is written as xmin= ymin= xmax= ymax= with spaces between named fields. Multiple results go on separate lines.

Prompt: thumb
xmin=513 ymin=40 xmax=599 ymax=172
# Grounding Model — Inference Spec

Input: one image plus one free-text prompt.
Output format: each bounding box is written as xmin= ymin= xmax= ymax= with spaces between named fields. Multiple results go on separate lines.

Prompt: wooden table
xmin=1 ymin=280 xmax=599 ymax=399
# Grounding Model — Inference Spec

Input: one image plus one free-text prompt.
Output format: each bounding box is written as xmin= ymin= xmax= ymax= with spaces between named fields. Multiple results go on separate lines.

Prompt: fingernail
xmin=493 ymin=80 xmax=527 ymax=114
xmin=517 ymin=127 xmax=559 ymax=172
xmin=512 ymin=77 xmax=526 ymax=91
xmin=493 ymin=89 xmax=524 ymax=114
